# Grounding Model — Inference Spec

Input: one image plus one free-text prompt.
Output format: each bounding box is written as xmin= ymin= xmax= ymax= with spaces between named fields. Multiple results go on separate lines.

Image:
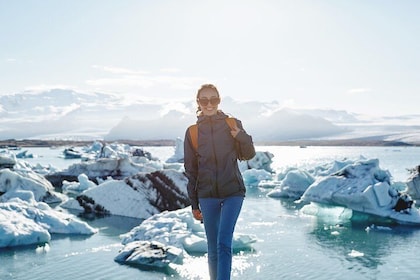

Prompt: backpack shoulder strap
xmin=226 ymin=117 xmax=245 ymax=160
xmin=225 ymin=117 xmax=237 ymax=130
xmin=188 ymin=124 xmax=198 ymax=152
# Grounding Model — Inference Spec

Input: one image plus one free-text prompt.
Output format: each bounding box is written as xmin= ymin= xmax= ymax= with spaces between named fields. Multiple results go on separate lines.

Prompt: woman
xmin=184 ymin=84 xmax=256 ymax=280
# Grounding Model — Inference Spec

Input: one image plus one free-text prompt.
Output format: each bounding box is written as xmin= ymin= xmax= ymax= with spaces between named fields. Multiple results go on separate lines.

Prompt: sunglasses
xmin=197 ymin=96 xmax=220 ymax=106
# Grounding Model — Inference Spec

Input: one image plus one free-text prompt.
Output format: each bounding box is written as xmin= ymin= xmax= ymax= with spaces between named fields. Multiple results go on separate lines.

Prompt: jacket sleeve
xmin=234 ymin=119 xmax=256 ymax=160
xmin=183 ymin=127 xmax=200 ymax=210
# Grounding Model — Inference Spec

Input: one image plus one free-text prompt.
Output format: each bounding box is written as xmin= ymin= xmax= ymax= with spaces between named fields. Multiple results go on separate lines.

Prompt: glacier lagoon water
xmin=1 ymin=146 xmax=420 ymax=280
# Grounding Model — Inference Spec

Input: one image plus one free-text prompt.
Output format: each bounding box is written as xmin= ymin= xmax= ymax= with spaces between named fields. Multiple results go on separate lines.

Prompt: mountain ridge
xmin=1 ymin=88 xmax=419 ymax=145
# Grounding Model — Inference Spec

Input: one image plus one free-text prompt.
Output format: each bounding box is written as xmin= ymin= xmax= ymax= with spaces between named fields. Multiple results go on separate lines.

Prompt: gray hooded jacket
xmin=184 ymin=111 xmax=256 ymax=210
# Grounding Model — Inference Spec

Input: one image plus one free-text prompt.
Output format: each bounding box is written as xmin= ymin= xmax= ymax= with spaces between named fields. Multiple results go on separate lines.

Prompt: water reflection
xmin=71 ymin=211 xmax=144 ymax=235
xmin=50 ymin=233 xmax=95 ymax=242
xmin=306 ymin=207 xmax=418 ymax=271
xmin=270 ymin=196 xmax=420 ymax=276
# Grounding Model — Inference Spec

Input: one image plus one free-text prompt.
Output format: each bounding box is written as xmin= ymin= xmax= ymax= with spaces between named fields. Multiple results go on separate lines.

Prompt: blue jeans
xmin=199 ymin=196 xmax=244 ymax=280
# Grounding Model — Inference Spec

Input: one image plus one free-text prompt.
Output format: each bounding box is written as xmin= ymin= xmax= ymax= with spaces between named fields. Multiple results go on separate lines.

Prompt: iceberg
xmin=115 ymin=207 xmax=257 ymax=268
xmin=406 ymin=165 xmax=420 ymax=199
xmin=165 ymin=137 xmax=184 ymax=163
xmin=0 ymin=198 xmax=97 ymax=248
xmin=267 ymin=169 xmax=315 ymax=199
xmin=300 ymin=159 xmax=420 ymax=225
xmin=61 ymin=169 xmax=190 ymax=219
xmin=114 ymin=240 xmax=184 ymax=269
xmin=0 ymin=168 xmax=65 ymax=204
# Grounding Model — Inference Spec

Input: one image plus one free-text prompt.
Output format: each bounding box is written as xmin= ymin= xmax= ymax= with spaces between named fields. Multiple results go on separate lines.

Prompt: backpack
xmin=188 ymin=117 xmax=244 ymax=159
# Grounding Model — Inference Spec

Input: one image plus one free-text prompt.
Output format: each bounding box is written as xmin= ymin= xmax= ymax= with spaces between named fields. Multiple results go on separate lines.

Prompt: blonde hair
xmin=196 ymin=84 xmax=220 ymax=115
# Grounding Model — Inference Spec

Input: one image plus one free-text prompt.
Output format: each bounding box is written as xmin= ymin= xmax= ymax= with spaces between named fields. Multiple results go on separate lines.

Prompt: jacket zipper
xmin=194 ymin=125 xmax=200 ymax=192
xmin=210 ymin=118 xmax=220 ymax=197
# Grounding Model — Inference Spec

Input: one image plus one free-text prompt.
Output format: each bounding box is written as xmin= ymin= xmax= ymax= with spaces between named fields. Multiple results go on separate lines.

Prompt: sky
xmin=0 ymin=0 xmax=419 ymax=116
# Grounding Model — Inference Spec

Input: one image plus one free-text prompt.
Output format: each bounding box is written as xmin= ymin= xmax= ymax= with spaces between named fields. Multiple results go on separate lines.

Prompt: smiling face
xmin=197 ymin=86 xmax=220 ymax=116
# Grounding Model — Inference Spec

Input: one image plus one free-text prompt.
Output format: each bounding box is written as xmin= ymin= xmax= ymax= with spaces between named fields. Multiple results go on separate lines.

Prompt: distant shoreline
xmin=0 ymin=138 xmax=418 ymax=148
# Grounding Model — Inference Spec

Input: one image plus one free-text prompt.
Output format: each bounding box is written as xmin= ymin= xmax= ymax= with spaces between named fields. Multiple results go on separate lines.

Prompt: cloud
xmin=24 ymin=84 xmax=75 ymax=92
xmin=92 ymin=65 xmax=149 ymax=75
xmin=347 ymin=88 xmax=372 ymax=94
xmin=282 ymin=99 xmax=296 ymax=108
xmin=87 ymin=65 xmax=206 ymax=92
xmin=86 ymin=76 xmax=155 ymax=88
xmin=160 ymin=68 xmax=181 ymax=73
xmin=159 ymin=102 xmax=192 ymax=117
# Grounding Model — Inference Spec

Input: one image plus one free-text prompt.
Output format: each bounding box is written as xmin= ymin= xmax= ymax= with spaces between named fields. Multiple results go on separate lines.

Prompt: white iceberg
xmin=267 ymin=169 xmax=315 ymax=198
xmin=61 ymin=169 xmax=190 ymax=219
xmin=0 ymin=168 xmax=65 ymax=204
xmin=115 ymin=207 xmax=257 ymax=268
xmin=300 ymin=159 xmax=420 ymax=225
xmin=0 ymin=198 xmax=97 ymax=248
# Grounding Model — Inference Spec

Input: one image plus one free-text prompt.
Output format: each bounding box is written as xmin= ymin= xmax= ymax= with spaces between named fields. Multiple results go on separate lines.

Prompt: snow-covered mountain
xmin=1 ymin=89 xmax=419 ymax=144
